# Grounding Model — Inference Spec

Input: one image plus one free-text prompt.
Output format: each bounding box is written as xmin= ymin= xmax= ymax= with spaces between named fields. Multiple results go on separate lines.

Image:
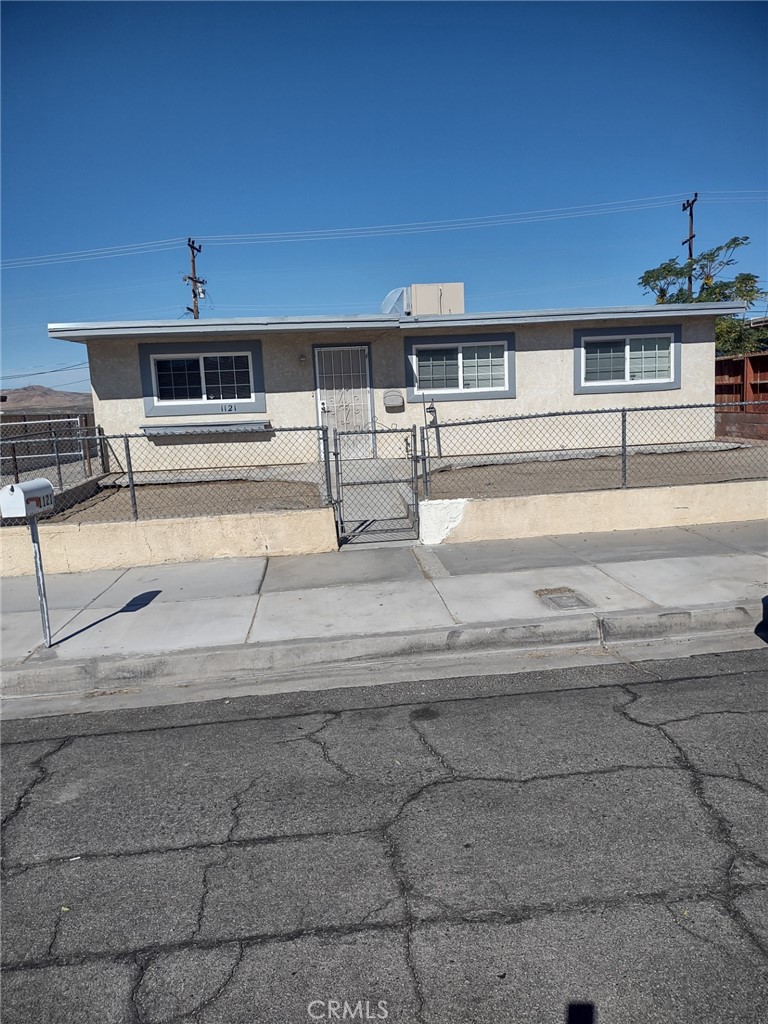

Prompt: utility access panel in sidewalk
xmin=332 ymin=426 xmax=420 ymax=544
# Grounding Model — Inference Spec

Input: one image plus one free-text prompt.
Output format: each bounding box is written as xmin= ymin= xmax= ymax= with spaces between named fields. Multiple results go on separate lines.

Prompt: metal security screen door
xmin=315 ymin=347 xmax=374 ymax=458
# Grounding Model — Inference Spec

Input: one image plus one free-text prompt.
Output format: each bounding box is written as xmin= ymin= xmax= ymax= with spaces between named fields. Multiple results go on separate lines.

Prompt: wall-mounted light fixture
xmin=299 ymin=353 xmax=307 ymax=365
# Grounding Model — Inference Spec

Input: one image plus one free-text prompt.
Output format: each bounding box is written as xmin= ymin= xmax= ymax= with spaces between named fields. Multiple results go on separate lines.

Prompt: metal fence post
xmin=79 ymin=415 xmax=92 ymax=478
xmin=419 ymin=426 xmax=431 ymax=499
xmin=99 ymin=426 xmax=110 ymax=474
xmin=410 ymin=425 xmax=420 ymax=531
xmin=10 ymin=443 xmax=19 ymax=483
xmin=332 ymin=428 xmax=344 ymax=535
xmin=320 ymin=426 xmax=333 ymax=505
xmin=620 ymin=409 xmax=628 ymax=488
xmin=123 ymin=435 xmax=138 ymax=520
xmin=52 ymin=434 xmax=64 ymax=491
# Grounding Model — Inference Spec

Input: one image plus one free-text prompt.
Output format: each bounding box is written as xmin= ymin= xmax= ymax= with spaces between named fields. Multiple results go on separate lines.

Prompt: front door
xmin=315 ymin=346 xmax=374 ymax=458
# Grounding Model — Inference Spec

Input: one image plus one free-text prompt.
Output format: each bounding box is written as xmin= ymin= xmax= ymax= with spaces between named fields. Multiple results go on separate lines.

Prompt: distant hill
xmin=0 ymin=385 xmax=93 ymax=413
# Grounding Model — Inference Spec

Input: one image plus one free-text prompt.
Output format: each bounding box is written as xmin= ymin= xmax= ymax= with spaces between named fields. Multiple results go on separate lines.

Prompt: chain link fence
xmin=422 ymin=401 xmax=768 ymax=500
xmin=1 ymin=424 xmax=332 ymax=525
xmin=0 ymin=415 xmax=97 ymax=485
xmin=2 ymin=402 xmax=765 ymax=530
xmin=333 ymin=426 xmax=419 ymax=541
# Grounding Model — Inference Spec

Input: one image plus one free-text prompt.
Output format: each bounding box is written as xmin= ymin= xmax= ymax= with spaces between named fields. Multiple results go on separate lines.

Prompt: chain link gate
xmin=332 ymin=425 xmax=420 ymax=543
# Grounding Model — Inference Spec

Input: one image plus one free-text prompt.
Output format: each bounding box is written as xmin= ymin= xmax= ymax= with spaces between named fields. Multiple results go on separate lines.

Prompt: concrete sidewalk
xmin=2 ymin=520 xmax=766 ymax=715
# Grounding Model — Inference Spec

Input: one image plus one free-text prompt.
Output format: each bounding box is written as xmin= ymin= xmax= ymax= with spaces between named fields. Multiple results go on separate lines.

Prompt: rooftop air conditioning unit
xmin=380 ymin=283 xmax=464 ymax=316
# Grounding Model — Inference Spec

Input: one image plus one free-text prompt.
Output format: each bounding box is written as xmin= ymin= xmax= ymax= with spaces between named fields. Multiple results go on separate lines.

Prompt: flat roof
xmin=49 ymin=302 xmax=746 ymax=342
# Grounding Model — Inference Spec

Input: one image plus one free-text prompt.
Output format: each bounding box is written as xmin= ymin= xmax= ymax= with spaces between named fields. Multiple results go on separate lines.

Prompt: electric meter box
xmin=0 ymin=479 xmax=55 ymax=519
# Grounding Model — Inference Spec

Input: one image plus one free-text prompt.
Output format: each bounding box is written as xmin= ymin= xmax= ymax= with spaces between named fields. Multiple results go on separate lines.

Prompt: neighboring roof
xmin=48 ymin=302 xmax=746 ymax=342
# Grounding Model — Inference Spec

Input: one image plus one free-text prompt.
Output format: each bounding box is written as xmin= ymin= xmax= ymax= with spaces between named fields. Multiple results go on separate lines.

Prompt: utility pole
xmin=183 ymin=238 xmax=206 ymax=319
xmin=681 ymin=193 xmax=698 ymax=300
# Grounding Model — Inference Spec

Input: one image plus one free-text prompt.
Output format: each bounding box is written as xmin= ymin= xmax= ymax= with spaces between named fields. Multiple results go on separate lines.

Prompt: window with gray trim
xmin=573 ymin=325 xmax=681 ymax=395
xmin=583 ymin=335 xmax=672 ymax=384
xmin=153 ymin=353 xmax=254 ymax=403
xmin=414 ymin=343 xmax=507 ymax=393
xmin=404 ymin=333 xmax=515 ymax=403
xmin=139 ymin=340 xmax=266 ymax=417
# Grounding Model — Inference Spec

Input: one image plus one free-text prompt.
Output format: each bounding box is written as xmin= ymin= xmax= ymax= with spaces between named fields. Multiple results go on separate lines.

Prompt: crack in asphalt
xmin=661 ymin=900 xmax=758 ymax=967
xmin=407 ymin=713 xmax=457 ymax=778
xmin=4 ymin=654 xmax=768 ymax=1017
xmin=298 ymin=713 xmax=356 ymax=782
xmin=1 ymin=737 xmax=72 ymax=828
xmin=380 ymin=827 xmax=425 ymax=1024
xmin=697 ymin=770 xmax=768 ymax=801
xmin=621 ymin=702 xmax=768 ymax=729
xmin=610 ymin=690 xmax=768 ymax=965
xmin=5 ymin=882 xmax=768 ymax=975
xmin=4 ymin=659 xmax=764 ymax=748
xmin=226 ymin=777 xmax=262 ymax=845
xmin=3 ymin=763 xmax=740 ymax=874
xmin=357 ymin=894 xmax=405 ymax=926
xmin=46 ymin=905 xmax=65 ymax=960
xmin=191 ymin=853 xmax=227 ymax=941
xmin=0 ymin=826 xmax=382 ymax=876
xmin=186 ymin=940 xmax=244 ymax=1024
xmin=128 ymin=953 xmax=149 ymax=1024
xmin=1 ymin=736 xmax=73 ymax=869
xmin=656 ymin=722 xmax=766 ymax=868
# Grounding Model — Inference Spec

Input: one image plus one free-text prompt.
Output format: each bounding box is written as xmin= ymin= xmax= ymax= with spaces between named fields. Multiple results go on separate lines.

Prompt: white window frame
xmin=151 ymin=351 xmax=256 ymax=406
xmin=412 ymin=341 xmax=509 ymax=396
xmin=573 ymin=327 xmax=684 ymax=395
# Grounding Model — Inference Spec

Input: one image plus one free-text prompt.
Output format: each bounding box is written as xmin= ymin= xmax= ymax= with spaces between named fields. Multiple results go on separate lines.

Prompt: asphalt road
xmin=2 ymin=649 xmax=768 ymax=1024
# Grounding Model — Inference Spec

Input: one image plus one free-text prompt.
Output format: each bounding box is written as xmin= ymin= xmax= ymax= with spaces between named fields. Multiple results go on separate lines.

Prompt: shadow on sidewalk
xmin=52 ymin=590 xmax=161 ymax=647
xmin=755 ymin=594 xmax=768 ymax=644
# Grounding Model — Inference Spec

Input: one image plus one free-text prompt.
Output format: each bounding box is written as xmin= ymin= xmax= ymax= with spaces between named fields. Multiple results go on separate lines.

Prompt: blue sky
xmin=2 ymin=0 xmax=766 ymax=391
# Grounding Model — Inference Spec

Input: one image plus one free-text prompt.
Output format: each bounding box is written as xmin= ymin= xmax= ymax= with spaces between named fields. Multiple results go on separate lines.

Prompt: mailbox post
xmin=0 ymin=479 xmax=55 ymax=648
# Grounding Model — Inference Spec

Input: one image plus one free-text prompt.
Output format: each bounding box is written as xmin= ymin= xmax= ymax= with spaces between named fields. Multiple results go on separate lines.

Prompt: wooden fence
xmin=715 ymin=353 xmax=768 ymax=440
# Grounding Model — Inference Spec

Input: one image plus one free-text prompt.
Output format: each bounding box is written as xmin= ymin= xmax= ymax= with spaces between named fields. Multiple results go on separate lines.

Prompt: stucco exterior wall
xmin=83 ymin=317 xmax=716 ymax=469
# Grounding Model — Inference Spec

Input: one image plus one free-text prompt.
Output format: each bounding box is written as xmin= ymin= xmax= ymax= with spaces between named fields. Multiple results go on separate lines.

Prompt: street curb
xmin=0 ymin=602 xmax=758 ymax=700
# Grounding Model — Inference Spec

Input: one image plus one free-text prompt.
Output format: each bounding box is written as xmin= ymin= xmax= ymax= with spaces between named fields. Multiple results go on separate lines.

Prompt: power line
xmin=0 ymin=362 xmax=88 ymax=381
xmin=3 ymin=191 xmax=765 ymax=270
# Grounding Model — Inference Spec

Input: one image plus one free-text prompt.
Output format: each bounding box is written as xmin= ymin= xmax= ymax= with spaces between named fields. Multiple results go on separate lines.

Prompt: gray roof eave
xmin=48 ymin=302 xmax=746 ymax=342
xmin=401 ymin=302 xmax=747 ymax=329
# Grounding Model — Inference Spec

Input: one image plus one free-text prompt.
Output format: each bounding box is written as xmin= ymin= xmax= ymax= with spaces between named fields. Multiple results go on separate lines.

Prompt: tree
xmin=638 ymin=236 xmax=767 ymax=355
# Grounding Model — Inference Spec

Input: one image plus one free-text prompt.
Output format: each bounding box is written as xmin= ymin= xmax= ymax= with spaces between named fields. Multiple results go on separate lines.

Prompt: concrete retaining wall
xmin=1 ymin=507 xmax=338 ymax=576
xmin=419 ymin=480 xmax=768 ymax=544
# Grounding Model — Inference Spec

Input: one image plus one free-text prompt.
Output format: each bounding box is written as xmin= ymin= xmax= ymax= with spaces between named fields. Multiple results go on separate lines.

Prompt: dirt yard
xmin=48 ymin=478 xmax=324 ymax=524
xmin=426 ymin=444 xmax=768 ymax=500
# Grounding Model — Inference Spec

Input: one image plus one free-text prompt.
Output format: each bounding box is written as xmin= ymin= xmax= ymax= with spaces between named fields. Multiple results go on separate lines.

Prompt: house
xmin=48 ymin=285 xmax=744 ymax=470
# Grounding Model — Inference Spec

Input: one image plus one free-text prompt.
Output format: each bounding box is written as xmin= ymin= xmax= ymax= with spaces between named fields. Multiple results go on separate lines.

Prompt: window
xmin=574 ymin=326 xmax=680 ymax=395
xmin=413 ymin=342 xmax=508 ymax=394
xmin=153 ymin=353 xmax=254 ymax=403
xmin=139 ymin=341 xmax=266 ymax=418
xmin=583 ymin=336 xmax=671 ymax=384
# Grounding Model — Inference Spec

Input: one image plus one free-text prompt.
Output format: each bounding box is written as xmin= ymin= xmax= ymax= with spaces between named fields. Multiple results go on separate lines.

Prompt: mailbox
xmin=0 ymin=479 xmax=55 ymax=519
